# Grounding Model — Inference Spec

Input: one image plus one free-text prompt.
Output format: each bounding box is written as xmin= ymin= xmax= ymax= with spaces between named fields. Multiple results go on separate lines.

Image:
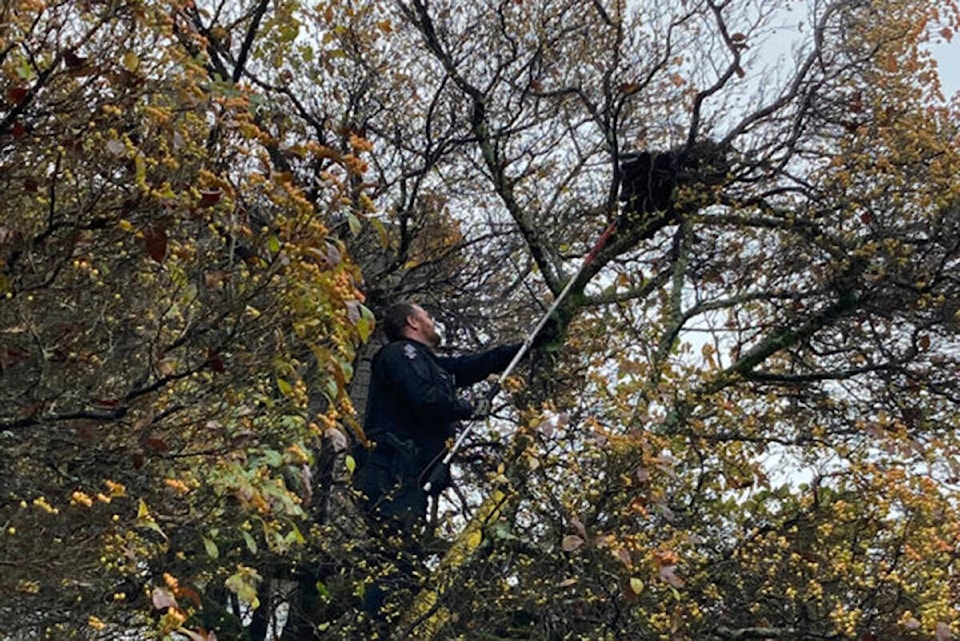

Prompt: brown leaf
xmin=346 ymin=300 xmax=362 ymax=324
xmin=152 ymin=586 xmax=177 ymax=610
xmin=658 ymin=564 xmax=684 ymax=588
xmin=937 ymin=621 xmax=952 ymax=641
xmin=144 ymin=438 xmax=169 ymax=453
xmin=324 ymin=427 xmax=348 ymax=452
xmin=64 ymin=50 xmax=88 ymax=68
xmin=73 ymin=421 xmax=97 ymax=442
xmin=175 ymin=586 xmax=203 ymax=608
xmin=144 ymin=226 xmax=167 ymax=263
xmin=207 ymin=352 xmax=226 ymax=373
xmin=6 ymin=86 xmax=28 ymax=104
xmin=199 ymin=188 xmax=222 ymax=207
xmin=204 ymin=271 xmax=226 ymax=289
xmin=569 ymin=517 xmax=587 ymax=539
xmin=731 ymin=32 xmax=747 ymax=42
xmin=561 ymin=534 xmax=584 ymax=552
xmin=326 ymin=241 xmax=342 ymax=268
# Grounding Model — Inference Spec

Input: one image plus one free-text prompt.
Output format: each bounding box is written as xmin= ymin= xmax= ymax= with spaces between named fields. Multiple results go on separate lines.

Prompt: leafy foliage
xmin=0 ymin=1 xmax=368 ymax=638
xmin=3 ymin=0 xmax=960 ymax=639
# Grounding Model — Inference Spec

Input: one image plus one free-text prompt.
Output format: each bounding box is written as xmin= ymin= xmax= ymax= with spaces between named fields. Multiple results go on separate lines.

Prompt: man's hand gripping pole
xmin=422 ymin=218 xmax=618 ymax=493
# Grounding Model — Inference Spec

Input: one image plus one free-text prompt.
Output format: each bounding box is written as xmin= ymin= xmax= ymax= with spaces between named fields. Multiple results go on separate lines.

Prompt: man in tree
xmin=354 ymin=301 xmax=552 ymax=619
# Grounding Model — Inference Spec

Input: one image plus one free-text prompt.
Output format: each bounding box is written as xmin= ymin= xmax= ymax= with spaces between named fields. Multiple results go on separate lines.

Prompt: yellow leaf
xmin=629 ymin=577 xmax=645 ymax=595
xmin=134 ymin=154 xmax=147 ymax=187
xmin=122 ymin=51 xmax=139 ymax=72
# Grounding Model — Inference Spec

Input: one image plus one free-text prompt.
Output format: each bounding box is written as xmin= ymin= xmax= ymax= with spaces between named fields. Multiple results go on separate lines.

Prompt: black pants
xmin=353 ymin=444 xmax=429 ymax=622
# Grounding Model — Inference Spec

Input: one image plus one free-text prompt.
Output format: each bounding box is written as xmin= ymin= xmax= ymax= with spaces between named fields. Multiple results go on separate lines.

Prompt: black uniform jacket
xmin=363 ymin=338 xmax=521 ymax=463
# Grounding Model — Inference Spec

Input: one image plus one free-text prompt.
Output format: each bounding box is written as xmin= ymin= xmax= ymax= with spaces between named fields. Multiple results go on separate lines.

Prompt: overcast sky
xmin=930 ymin=40 xmax=960 ymax=98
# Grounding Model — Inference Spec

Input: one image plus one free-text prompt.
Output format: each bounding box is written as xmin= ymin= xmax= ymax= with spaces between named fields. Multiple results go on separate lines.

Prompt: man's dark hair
xmin=382 ymin=302 xmax=418 ymax=342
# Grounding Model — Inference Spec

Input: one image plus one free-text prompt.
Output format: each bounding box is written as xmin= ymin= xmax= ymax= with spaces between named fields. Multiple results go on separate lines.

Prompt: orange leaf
xmin=175 ymin=586 xmax=203 ymax=608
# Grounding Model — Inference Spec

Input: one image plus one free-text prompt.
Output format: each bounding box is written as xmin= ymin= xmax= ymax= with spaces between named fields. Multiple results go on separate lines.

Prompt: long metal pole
xmin=424 ymin=218 xmax=618 ymax=490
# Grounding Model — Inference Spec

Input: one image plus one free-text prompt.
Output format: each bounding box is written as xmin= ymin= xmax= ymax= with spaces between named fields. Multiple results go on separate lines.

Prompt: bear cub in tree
xmin=618 ymin=140 xmax=729 ymax=238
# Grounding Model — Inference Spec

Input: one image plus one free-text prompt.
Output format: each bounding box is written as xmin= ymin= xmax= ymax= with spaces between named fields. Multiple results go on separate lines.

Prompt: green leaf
xmin=346 ymin=212 xmax=362 ymax=236
xmin=285 ymin=524 xmax=305 ymax=546
xmin=225 ymin=566 xmax=262 ymax=610
xmin=203 ymin=536 xmax=219 ymax=559
xmin=135 ymin=499 xmax=167 ymax=540
xmin=321 ymin=377 xmax=338 ymax=402
xmin=16 ymin=57 xmax=34 ymax=80
xmin=262 ymin=448 xmax=283 ymax=468
xmin=345 ymin=454 xmax=356 ymax=474
xmin=242 ymin=530 xmax=258 ymax=554
xmin=134 ymin=153 xmax=147 ymax=186
xmin=267 ymin=234 xmax=281 ymax=254
xmin=357 ymin=303 xmax=376 ymax=341
xmin=277 ymin=378 xmax=293 ymax=396
xmin=316 ymin=581 xmax=332 ymax=602
xmin=370 ymin=218 xmax=389 ymax=247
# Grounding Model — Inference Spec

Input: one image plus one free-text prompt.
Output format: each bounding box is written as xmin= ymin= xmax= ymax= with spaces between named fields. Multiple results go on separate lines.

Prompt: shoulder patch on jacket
xmin=404 ymin=343 xmax=418 ymax=360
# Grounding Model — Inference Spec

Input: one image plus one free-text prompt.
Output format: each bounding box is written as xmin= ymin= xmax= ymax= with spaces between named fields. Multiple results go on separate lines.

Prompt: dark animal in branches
xmin=618 ymin=140 xmax=730 ymax=239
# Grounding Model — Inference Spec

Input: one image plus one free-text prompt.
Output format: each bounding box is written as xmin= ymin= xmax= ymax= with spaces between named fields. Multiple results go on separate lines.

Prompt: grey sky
xmin=930 ymin=40 xmax=960 ymax=98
